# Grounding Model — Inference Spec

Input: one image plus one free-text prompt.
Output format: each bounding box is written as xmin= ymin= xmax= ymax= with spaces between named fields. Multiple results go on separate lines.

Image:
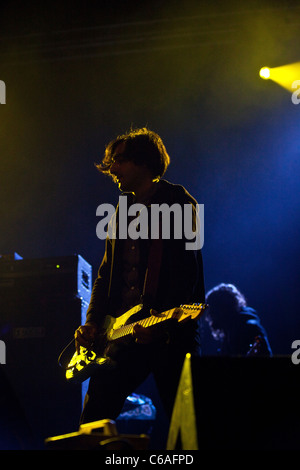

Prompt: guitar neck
xmin=109 ymin=309 xmax=175 ymax=341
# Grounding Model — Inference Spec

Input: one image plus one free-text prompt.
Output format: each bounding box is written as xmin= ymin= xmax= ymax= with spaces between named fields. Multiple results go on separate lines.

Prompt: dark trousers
xmin=80 ymin=339 xmax=190 ymax=425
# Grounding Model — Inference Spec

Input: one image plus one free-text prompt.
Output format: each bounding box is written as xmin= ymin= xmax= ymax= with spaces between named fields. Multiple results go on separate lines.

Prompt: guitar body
xmin=65 ymin=303 xmax=206 ymax=383
xmin=102 ymin=303 xmax=145 ymax=339
xmin=65 ymin=304 xmax=145 ymax=383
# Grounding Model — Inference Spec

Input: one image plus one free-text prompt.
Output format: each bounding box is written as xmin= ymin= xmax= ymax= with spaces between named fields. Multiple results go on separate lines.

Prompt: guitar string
xmin=109 ymin=305 xmax=201 ymax=341
xmin=110 ymin=309 xmax=173 ymax=340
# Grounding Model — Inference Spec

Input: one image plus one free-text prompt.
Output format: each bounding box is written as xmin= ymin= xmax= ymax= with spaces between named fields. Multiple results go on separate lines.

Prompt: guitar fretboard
xmin=109 ymin=309 xmax=175 ymax=341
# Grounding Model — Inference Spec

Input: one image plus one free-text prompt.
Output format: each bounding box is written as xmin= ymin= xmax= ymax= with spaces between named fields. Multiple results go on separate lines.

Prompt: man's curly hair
xmin=95 ymin=127 xmax=170 ymax=180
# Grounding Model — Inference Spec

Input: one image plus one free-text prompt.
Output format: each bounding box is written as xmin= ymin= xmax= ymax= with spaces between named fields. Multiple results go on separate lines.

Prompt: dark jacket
xmin=219 ymin=307 xmax=273 ymax=357
xmin=86 ymin=179 xmax=205 ymax=328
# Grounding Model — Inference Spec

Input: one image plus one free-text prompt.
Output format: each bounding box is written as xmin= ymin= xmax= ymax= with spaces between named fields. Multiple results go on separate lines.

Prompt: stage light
xmin=259 ymin=67 xmax=270 ymax=79
xmin=259 ymin=62 xmax=300 ymax=93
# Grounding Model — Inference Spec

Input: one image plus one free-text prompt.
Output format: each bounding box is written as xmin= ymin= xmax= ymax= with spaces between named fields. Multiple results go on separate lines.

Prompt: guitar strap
xmin=142 ymin=237 xmax=163 ymax=307
xmin=141 ymin=185 xmax=173 ymax=308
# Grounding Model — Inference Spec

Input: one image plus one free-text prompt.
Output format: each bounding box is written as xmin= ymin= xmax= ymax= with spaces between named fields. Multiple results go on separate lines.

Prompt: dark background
xmin=1 ymin=1 xmax=299 ymax=360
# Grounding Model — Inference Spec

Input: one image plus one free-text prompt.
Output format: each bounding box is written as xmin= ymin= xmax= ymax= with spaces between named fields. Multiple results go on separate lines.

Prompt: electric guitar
xmin=65 ymin=302 xmax=207 ymax=383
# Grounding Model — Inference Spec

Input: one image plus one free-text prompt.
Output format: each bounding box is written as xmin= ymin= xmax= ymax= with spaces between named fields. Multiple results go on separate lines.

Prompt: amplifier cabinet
xmin=0 ymin=255 xmax=92 ymax=447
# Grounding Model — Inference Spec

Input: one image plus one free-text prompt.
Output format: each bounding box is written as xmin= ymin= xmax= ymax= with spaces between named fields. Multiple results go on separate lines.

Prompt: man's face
xmin=110 ymin=142 xmax=150 ymax=193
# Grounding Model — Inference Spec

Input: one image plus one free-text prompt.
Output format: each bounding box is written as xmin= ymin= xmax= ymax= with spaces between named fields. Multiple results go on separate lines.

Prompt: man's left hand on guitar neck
xmin=133 ymin=309 xmax=170 ymax=345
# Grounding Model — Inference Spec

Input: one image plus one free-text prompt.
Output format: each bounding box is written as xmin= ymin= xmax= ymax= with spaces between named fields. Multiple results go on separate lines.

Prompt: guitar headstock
xmin=176 ymin=303 xmax=208 ymax=322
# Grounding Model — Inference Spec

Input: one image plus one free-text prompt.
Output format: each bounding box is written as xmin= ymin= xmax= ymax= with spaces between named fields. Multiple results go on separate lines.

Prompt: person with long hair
xmin=205 ymin=283 xmax=272 ymax=356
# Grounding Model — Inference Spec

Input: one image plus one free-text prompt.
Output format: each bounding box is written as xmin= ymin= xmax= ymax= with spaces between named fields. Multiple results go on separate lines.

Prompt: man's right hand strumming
xmin=75 ymin=323 xmax=98 ymax=353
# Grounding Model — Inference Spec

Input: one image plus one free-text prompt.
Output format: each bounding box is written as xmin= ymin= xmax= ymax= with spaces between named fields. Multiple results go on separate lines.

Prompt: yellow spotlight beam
xmin=259 ymin=61 xmax=300 ymax=93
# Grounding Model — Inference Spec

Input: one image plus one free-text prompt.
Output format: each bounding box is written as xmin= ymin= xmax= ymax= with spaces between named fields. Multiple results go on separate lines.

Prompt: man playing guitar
xmin=74 ymin=127 xmax=205 ymax=427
